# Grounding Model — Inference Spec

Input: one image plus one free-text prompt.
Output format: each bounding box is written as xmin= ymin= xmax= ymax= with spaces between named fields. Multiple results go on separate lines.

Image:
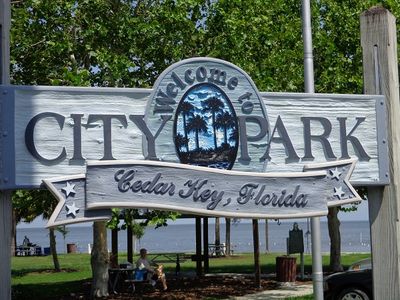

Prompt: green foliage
xmin=10 ymin=0 xmax=400 ymax=227
xmin=12 ymin=0 xmax=400 ymax=93
xmin=12 ymin=189 xmax=57 ymax=223
xmin=107 ymin=208 xmax=180 ymax=238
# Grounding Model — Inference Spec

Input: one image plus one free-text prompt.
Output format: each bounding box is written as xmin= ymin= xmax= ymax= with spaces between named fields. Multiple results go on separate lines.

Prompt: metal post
xmin=302 ymin=0 xmax=324 ymax=298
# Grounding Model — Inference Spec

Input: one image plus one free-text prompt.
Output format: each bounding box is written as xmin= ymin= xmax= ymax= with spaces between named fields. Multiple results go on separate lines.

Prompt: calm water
xmin=16 ymin=220 xmax=371 ymax=255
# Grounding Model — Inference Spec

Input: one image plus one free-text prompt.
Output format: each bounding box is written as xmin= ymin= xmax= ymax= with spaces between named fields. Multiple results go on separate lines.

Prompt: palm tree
xmin=202 ymin=97 xmax=224 ymax=149
xmin=180 ymin=101 xmax=195 ymax=152
xmin=216 ymin=111 xmax=236 ymax=145
xmin=187 ymin=114 xmax=208 ymax=151
xmin=175 ymin=133 xmax=189 ymax=152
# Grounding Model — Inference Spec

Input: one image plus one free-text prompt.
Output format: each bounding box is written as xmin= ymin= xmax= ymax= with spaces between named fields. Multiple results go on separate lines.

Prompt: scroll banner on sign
xmin=44 ymin=159 xmax=361 ymax=228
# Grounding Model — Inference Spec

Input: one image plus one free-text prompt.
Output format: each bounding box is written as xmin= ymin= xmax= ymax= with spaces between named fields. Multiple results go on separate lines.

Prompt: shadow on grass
xmin=12 ymin=268 xmax=78 ymax=277
xmin=179 ymin=262 xmax=343 ymax=275
xmin=12 ymin=279 xmax=90 ymax=300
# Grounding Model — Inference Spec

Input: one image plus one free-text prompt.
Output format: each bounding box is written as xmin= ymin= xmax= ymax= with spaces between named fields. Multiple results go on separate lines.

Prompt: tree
xmin=215 ymin=111 xmax=236 ymax=145
xmin=91 ymin=221 xmax=109 ymax=298
xmin=12 ymin=190 xmax=61 ymax=271
xmin=175 ymin=133 xmax=189 ymax=152
xmin=202 ymin=97 xmax=225 ymax=149
xmin=180 ymin=101 xmax=195 ymax=152
xmin=187 ymin=114 xmax=208 ymax=151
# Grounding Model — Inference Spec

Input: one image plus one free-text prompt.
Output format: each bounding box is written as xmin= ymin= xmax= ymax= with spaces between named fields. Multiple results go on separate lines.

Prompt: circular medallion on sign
xmin=174 ymin=83 xmax=238 ymax=170
xmin=144 ymin=57 xmax=269 ymax=172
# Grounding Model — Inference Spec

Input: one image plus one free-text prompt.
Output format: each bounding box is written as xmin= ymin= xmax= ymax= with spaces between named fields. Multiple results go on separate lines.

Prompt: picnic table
xmin=147 ymin=252 xmax=191 ymax=275
xmin=108 ymin=267 xmax=135 ymax=293
xmin=15 ymin=245 xmax=42 ymax=256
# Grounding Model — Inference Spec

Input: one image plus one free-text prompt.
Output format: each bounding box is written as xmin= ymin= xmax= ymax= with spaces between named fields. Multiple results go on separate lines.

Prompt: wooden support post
xmin=225 ymin=218 xmax=231 ymax=256
xmin=214 ymin=217 xmax=220 ymax=256
xmin=361 ymin=7 xmax=400 ymax=300
xmin=0 ymin=191 xmax=12 ymax=300
xmin=265 ymin=219 xmax=269 ymax=253
xmin=203 ymin=217 xmax=209 ymax=273
xmin=127 ymin=226 xmax=133 ymax=263
xmin=195 ymin=217 xmax=202 ymax=276
xmin=1 ymin=0 xmax=10 ymax=84
xmin=252 ymin=219 xmax=261 ymax=288
xmin=111 ymin=228 xmax=118 ymax=265
xmin=1 ymin=1 xmax=11 ymax=299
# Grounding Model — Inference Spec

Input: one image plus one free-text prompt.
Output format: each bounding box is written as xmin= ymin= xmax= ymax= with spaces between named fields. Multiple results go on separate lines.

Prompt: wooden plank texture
xmin=0 ymin=0 xmax=10 ymax=85
xmin=0 ymin=1 xmax=12 ymax=299
xmin=361 ymin=7 xmax=400 ymax=300
xmin=85 ymin=160 xmax=334 ymax=219
xmin=10 ymin=87 xmax=386 ymax=188
xmin=0 ymin=190 xmax=12 ymax=300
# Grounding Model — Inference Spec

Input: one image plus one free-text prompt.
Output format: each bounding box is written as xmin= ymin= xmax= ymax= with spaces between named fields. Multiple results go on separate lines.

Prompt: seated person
xmin=23 ymin=236 xmax=30 ymax=246
xmin=136 ymin=248 xmax=168 ymax=291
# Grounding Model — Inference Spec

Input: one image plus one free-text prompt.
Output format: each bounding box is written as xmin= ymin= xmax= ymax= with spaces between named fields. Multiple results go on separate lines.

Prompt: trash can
xmin=43 ymin=247 xmax=51 ymax=255
xmin=67 ymin=243 xmax=77 ymax=253
xmin=276 ymin=256 xmax=297 ymax=282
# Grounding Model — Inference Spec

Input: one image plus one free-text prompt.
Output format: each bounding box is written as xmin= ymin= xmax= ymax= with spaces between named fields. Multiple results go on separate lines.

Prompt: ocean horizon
xmin=16 ymin=220 xmax=371 ymax=255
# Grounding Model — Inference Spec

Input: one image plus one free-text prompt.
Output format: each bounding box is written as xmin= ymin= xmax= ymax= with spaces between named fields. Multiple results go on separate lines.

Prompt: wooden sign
xmin=0 ymin=58 xmax=388 ymax=188
xmin=43 ymin=159 xmax=361 ymax=227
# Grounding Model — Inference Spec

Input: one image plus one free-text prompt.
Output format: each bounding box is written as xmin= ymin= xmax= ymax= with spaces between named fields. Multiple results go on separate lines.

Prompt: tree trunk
xmin=225 ymin=218 xmax=231 ymax=256
xmin=11 ymin=209 xmax=16 ymax=256
xmin=49 ymin=227 xmax=60 ymax=271
xmin=91 ymin=221 xmax=109 ymax=298
xmin=215 ymin=217 xmax=220 ymax=255
xmin=327 ymin=207 xmax=343 ymax=272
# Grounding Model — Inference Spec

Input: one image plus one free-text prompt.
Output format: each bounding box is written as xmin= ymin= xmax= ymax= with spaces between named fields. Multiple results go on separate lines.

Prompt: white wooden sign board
xmin=43 ymin=159 xmax=361 ymax=227
xmin=0 ymin=57 xmax=389 ymax=224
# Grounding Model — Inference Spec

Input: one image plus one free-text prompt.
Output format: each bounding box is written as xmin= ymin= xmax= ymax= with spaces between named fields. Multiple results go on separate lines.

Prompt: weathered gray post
xmin=0 ymin=1 xmax=12 ymax=299
xmin=361 ymin=7 xmax=400 ymax=300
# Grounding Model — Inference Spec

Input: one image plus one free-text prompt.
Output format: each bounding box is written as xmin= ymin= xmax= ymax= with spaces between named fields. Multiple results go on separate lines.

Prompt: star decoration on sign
xmin=333 ymin=186 xmax=345 ymax=199
xmin=62 ymin=182 xmax=76 ymax=198
xmin=330 ymin=168 xmax=342 ymax=181
xmin=66 ymin=202 xmax=80 ymax=218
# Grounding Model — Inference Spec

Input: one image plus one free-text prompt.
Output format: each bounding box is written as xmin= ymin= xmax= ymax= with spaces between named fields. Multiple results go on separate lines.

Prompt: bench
xmin=124 ymin=278 xmax=152 ymax=293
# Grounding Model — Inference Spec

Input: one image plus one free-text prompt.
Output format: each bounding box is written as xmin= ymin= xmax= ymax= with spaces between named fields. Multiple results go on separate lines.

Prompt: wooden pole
xmin=0 ymin=192 xmax=12 ymax=300
xmin=225 ymin=217 xmax=231 ymax=256
xmin=361 ymin=7 xmax=400 ymax=299
xmin=1 ymin=0 xmax=10 ymax=84
xmin=214 ymin=217 xmax=220 ymax=255
xmin=252 ymin=219 xmax=261 ymax=288
xmin=195 ymin=217 xmax=202 ymax=276
xmin=127 ymin=226 xmax=133 ymax=263
xmin=203 ymin=217 xmax=209 ymax=273
xmin=111 ymin=228 xmax=118 ymax=265
xmin=265 ymin=219 xmax=269 ymax=253
xmin=1 ymin=1 xmax=12 ymax=299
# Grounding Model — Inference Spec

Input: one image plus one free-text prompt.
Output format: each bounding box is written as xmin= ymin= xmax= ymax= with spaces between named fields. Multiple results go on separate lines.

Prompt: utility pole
xmin=301 ymin=1 xmax=323 ymax=299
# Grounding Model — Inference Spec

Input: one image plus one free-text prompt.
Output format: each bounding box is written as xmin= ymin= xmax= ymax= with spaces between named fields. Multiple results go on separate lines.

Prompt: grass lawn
xmin=11 ymin=252 xmax=370 ymax=299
